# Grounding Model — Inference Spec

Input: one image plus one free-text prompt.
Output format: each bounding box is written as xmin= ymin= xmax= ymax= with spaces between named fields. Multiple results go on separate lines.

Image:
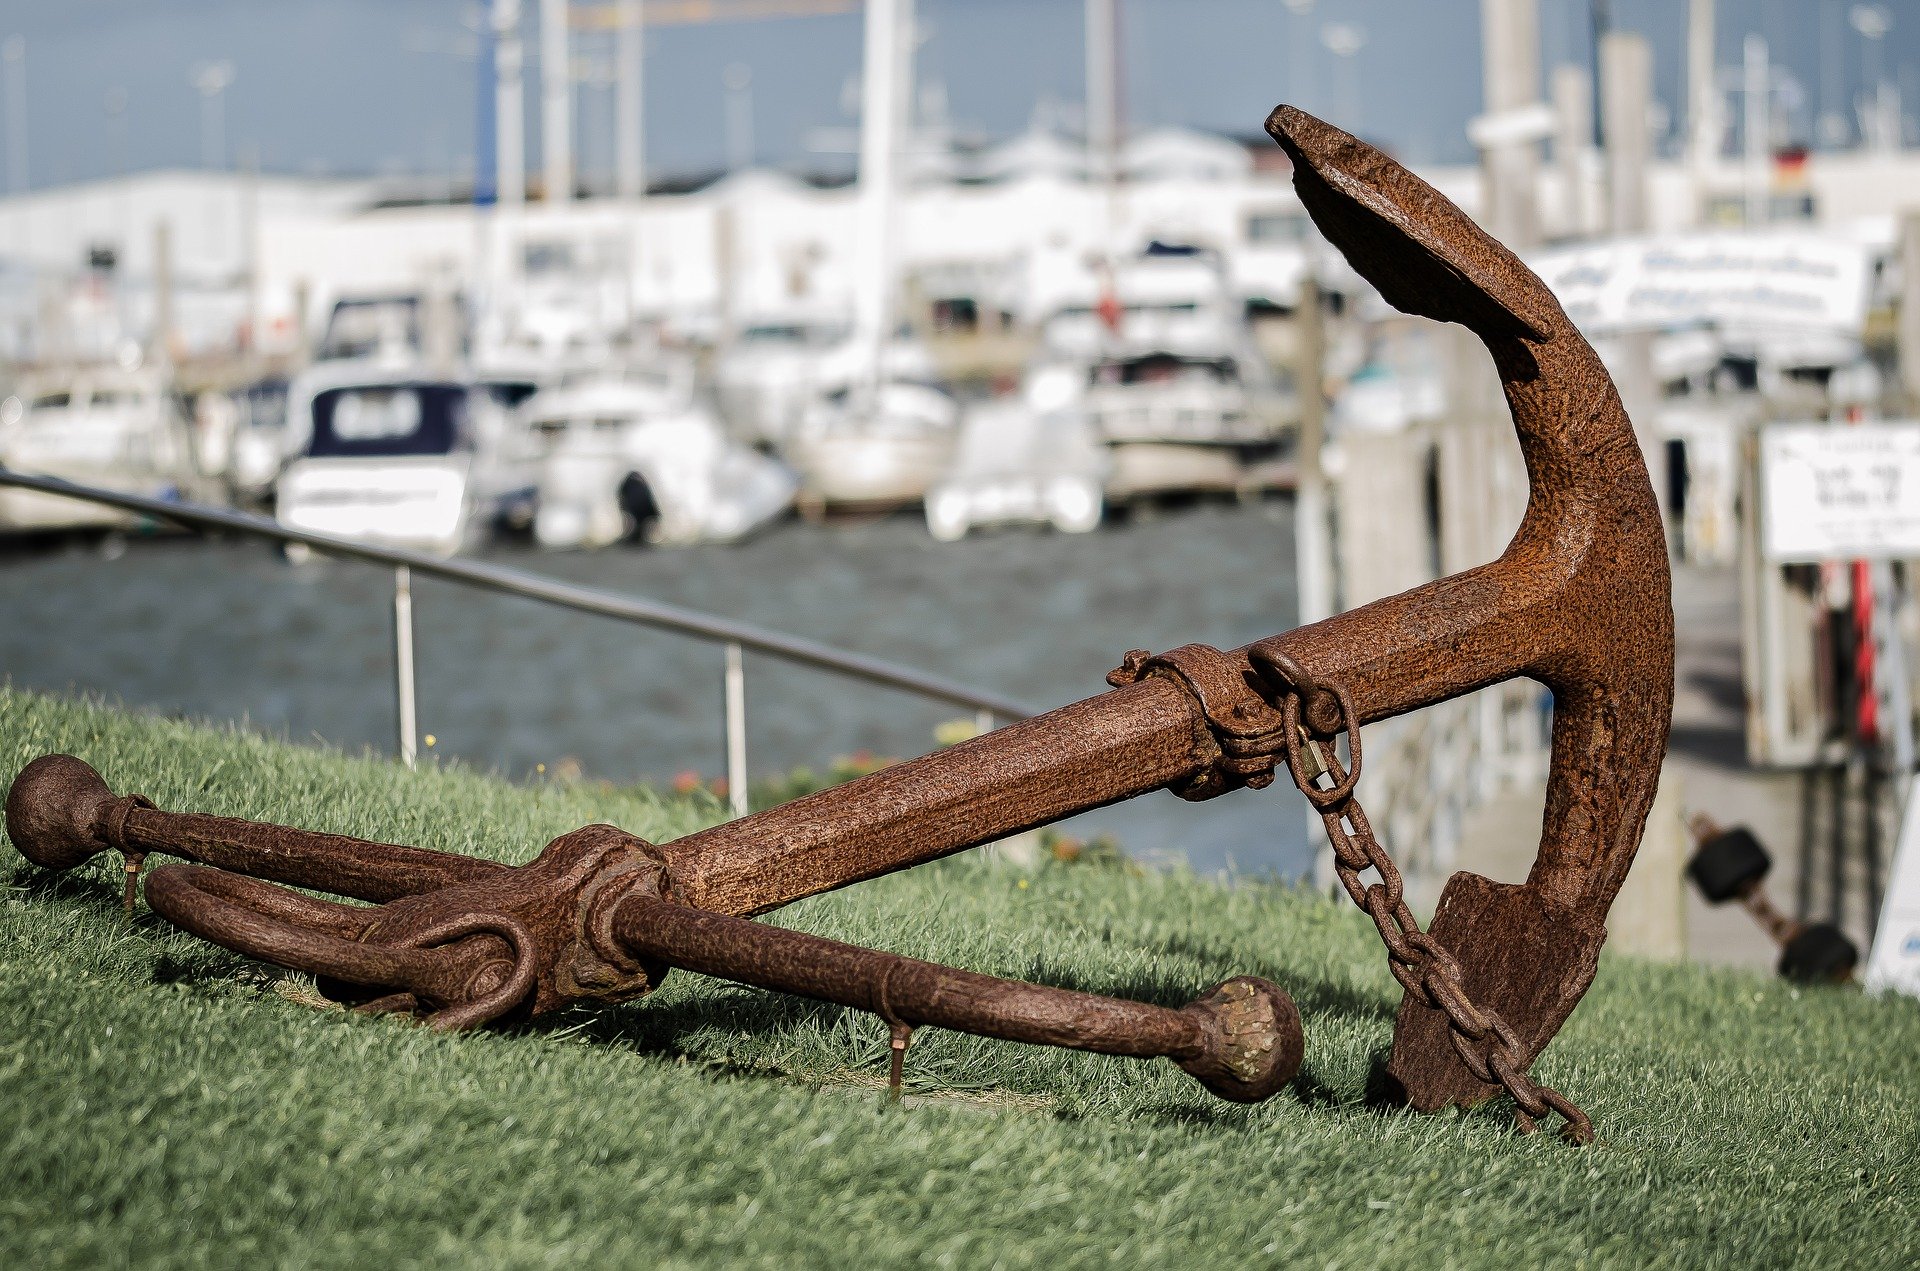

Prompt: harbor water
xmin=0 ymin=500 xmax=1316 ymax=878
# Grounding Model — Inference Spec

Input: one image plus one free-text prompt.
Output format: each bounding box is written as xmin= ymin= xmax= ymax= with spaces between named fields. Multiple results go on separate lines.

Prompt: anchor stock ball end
xmin=1175 ymin=976 xmax=1305 ymax=1103
xmin=5 ymin=754 xmax=122 ymax=872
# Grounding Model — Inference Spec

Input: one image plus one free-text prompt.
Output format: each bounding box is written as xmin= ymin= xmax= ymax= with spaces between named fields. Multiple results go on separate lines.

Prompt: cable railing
xmin=0 ymin=471 xmax=1040 ymax=815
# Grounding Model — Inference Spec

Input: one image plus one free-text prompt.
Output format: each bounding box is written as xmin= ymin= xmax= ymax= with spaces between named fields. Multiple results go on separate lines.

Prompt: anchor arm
xmin=9 ymin=758 xmax=1307 ymax=1096
xmin=1259 ymin=105 xmax=1674 ymax=1108
xmin=611 ymin=894 xmax=1304 ymax=1102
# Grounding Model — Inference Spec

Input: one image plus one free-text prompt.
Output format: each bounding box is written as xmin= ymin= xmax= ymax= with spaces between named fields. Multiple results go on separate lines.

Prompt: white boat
xmin=275 ymin=364 xmax=538 ymax=556
xmin=1026 ymin=243 xmax=1291 ymax=499
xmin=786 ymin=376 xmax=960 ymax=513
xmin=517 ymin=374 xmax=797 ymax=549
xmin=924 ymin=365 xmax=1108 ymax=541
xmin=713 ymin=317 xmax=848 ymax=449
xmin=1082 ymin=347 xmax=1286 ymax=499
xmin=316 ymin=293 xmax=434 ymax=363
xmin=1038 ymin=243 xmax=1248 ymax=359
xmin=218 ymin=377 xmax=293 ymax=504
xmin=0 ymin=365 xmax=195 ymax=533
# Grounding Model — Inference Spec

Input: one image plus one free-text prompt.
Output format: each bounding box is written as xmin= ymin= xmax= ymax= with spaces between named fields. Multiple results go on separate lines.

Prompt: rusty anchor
xmin=3 ymin=107 xmax=1671 ymax=1137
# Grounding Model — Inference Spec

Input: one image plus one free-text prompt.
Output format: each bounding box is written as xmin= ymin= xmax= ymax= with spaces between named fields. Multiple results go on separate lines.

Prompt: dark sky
xmin=0 ymin=0 xmax=1914 ymax=190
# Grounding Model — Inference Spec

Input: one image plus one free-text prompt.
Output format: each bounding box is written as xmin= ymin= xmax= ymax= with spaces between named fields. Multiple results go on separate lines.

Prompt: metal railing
xmin=0 ymin=471 xmax=1039 ymax=815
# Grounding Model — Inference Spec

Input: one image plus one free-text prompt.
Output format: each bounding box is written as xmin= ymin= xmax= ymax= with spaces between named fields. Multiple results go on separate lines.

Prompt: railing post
xmin=724 ymin=641 xmax=748 ymax=818
xmin=975 ymin=708 xmax=993 ymax=738
xmin=394 ymin=566 xmax=418 ymax=768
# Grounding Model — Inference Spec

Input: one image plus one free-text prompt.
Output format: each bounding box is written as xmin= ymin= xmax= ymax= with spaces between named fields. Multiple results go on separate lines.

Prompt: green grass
xmin=2 ymin=685 xmax=1917 ymax=1269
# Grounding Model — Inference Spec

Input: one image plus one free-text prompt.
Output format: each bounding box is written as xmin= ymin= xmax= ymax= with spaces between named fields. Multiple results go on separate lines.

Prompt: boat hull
xmin=277 ymin=458 xmax=472 ymax=557
xmin=788 ymin=433 xmax=953 ymax=510
xmin=1103 ymin=443 xmax=1248 ymax=500
xmin=0 ymin=473 xmax=158 ymax=533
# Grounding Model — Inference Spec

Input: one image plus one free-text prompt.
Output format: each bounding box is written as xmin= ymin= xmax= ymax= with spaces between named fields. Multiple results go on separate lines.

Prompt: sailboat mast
xmin=540 ymin=0 xmax=573 ymax=203
xmin=615 ymin=0 xmax=645 ymax=200
xmin=494 ymin=0 xmax=526 ymax=217
xmin=854 ymin=0 xmax=909 ymax=385
xmin=1085 ymin=0 xmax=1122 ymax=328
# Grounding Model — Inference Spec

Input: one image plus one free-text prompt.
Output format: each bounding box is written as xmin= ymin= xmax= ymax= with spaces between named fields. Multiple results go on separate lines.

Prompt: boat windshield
xmin=739 ymin=324 xmax=813 ymax=344
xmin=308 ymin=384 xmax=467 ymax=458
xmin=320 ymin=298 xmax=421 ymax=361
xmin=1092 ymin=354 xmax=1238 ymax=387
xmin=86 ymin=389 xmax=147 ymax=408
xmin=478 ymin=380 xmax=541 ymax=410
xmin=241 ymin=380 xmax=290 ymax=431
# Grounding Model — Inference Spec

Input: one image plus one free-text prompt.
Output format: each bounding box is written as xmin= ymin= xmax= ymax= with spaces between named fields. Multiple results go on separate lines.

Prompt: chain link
xmin=1265 ymin=661 xmax=1594 ymax=1145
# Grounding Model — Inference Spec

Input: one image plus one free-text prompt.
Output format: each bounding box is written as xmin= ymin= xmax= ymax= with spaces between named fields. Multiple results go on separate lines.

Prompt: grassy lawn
xmin=2 ymin=685 xmax=1917 ymax=1268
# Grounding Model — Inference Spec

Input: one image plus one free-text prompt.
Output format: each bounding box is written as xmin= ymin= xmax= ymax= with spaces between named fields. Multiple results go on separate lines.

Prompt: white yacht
xmin=925 ymin=365 xmax=1107 ymax=542
xmin=713 ymin=317 xmax=848 ymax=450
xmin=516 ymin=373 xmax=797 ymax=550
xmin=0 ymin=365 xmax=196 ymax=533
xmin=1031 ymin=244 xmax=1290 ymax=500
xmin=785 ymin=373 xmax=960 ymax=514
xmin=1038 ymin=243 xmax=1248 ymax=358
xmin=275 ymin=364 xmax=538 ymax=556
xmin=224 ymin=377 xmax=293 ymax=505
xmin=1082 ymin=346 xmax=1287 ymax=499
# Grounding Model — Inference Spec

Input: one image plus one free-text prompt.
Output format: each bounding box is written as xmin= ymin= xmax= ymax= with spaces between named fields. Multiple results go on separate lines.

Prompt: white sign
xmin=1530 ymin=231 xmax=1871 ymax=338
xmin=1761 ymin=423 xmax=1920 ymax=562
xmin=1867 ymin=783 xmax=1920 ymax=1000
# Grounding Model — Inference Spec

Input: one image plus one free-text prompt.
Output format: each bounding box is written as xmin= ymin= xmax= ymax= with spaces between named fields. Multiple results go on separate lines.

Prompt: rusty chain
xmin=1258 ymin=652 xmax=1594 ymax=1145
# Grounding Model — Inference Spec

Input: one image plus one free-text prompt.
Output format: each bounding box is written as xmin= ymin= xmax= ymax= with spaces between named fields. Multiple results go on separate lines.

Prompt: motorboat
xmin=785 ymin=375 xmax=960 ymax=514
xmin=0 ymin=365 xmax=196 ymax=533
xmin=185 ymin=376 xmax=292 ymax=506
xmin=924 ymin=364 xmax=1107 ymax=542
xmin=317 ymin=293 xmax=433 ymax=363
xmin=224 ymin=377 xmax=293 ymax=505
xmin=1026 ymin=243 xmax=1291 ymax=499
xmin=1082 ymin=346 xmax=1288 ymax=500
xmin=274 ymin=363 xmax=539 ymax=556
xmin=1038 ymin=242 xmax=1247 ymax=359
xmin=516 ymin=373 xmax=797 ymax=549
xmin=713 ymin=317 xmax=848 ymax=449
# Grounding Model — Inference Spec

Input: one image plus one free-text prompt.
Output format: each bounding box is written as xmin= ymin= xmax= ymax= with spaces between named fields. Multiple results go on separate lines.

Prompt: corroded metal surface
xmin=612 ymin=895 xmax=1303 ymax=1103
xmin=3 ymin=106 xmax=1671 ymax=1131
xmin=1257 ymin=106 xmax=1674 ymax=1113
xmin=6 ymin=752 xmax=1304 ymax=1092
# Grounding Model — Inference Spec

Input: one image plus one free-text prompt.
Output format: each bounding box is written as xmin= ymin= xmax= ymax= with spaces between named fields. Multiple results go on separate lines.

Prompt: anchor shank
xmin=659 ymin=562 xmax=1579 ymax=922
xmin=659 ymin=676 xmax=1214 ymax=917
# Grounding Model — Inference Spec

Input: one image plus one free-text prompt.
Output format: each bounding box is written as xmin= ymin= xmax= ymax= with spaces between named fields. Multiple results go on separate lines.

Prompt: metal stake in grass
xmin=888 ymin=1023 xmax=912 ymax=1102
xmin=121 ymin=852 xmax=143 ymax=916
